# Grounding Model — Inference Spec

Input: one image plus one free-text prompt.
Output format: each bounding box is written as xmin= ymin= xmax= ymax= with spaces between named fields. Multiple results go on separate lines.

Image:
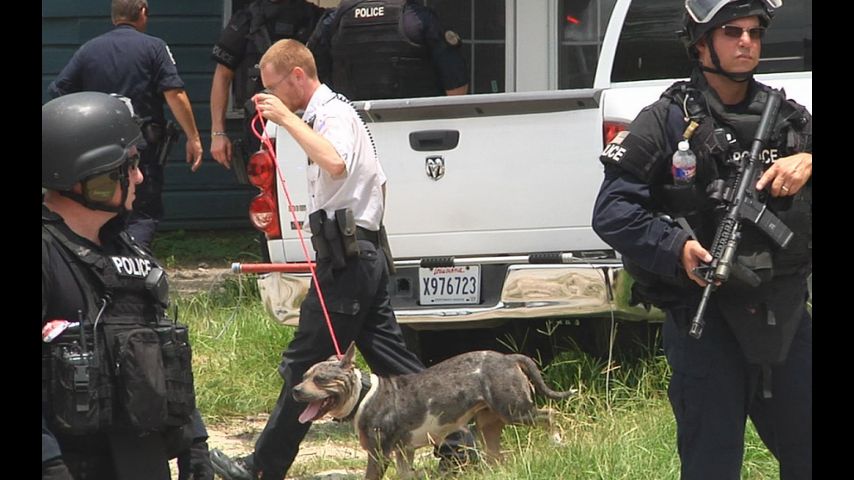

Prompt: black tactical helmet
xmin=42 ymin=92 xmax=142 ymax=191
xmin=681 ymin=0 xmax=777 ymax=51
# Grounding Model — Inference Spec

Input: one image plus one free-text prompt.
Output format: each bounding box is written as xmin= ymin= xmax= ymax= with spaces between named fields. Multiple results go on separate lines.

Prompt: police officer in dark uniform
xmin=41 ymin=92 xmax=213 ymax=480
xmin=591 ymin=1 xmax=811 ymax=478
xmin=209 ymin=0 xmax=327 ymax=171
xmin=307 ymin=0 xmax=469 ymax=101
xmin=49 ymin=0 xmax=205 ymax=249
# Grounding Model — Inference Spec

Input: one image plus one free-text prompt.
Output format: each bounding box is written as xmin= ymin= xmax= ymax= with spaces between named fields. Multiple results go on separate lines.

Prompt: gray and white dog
xmin=293 ymin=342 xmax=576 ymax=479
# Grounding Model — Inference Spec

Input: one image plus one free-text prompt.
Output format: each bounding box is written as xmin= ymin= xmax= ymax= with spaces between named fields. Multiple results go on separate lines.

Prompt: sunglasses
xmin=81 ymin=153 xmax=141 ymax=202
xmin=719 ymin=25 xmax=766 ymax=40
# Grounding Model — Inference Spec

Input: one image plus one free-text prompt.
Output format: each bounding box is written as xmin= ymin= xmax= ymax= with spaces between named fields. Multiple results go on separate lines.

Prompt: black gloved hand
xmin=42 ymin=457 xmax=74 ymax=480
xmin=178 ymin=439 xmax=214 ymax=480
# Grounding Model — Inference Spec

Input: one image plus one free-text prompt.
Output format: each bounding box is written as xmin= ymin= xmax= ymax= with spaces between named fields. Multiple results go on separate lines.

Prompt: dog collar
xmin=338 ymin=372 xmax=373 ymax=423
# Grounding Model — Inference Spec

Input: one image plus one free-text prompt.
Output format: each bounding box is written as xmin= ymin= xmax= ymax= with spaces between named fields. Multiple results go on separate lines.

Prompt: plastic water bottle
xmin=671 ymin=140 xmax=696 ymax=185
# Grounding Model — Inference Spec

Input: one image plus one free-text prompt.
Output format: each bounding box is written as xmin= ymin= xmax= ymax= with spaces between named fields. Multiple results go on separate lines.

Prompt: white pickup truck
xmin=244 ymin=0 xmax=812 ymax=363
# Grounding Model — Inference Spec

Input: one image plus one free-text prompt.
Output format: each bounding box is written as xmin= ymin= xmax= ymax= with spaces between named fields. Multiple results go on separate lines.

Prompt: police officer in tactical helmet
xmin=209 ymin=0 xmax=327 ymax=171
xmin=42 ymin=92 xmax=212 ymax=480
xmin=308 ymin=0 xmax=469 ymax=102
xmin=592 ymin=1 xmax=812 ymax=478
xmin=48 ymin=0 xmax=207 ymax=249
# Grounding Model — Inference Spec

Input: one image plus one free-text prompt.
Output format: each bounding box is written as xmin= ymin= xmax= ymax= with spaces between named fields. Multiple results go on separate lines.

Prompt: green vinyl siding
xmin=43 ymin=0 xmax=256 ymax=231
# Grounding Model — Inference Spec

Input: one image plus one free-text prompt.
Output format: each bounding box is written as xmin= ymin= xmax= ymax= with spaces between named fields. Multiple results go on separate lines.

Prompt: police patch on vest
xmin=111 ymin=256 xmax=153 ymax=278
xmin=729 ymin=148 xmax=781 ymax=166
xmin=355 ymin=6 xmax=385 ymax=18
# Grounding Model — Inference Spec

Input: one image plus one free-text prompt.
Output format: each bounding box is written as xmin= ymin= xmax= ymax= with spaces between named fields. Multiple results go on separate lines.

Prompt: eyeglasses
xmin=719 ymin=25 xmax=766 ymax=40
xmin=126 ymin=152 xmax=140 ymax=170
xmin=263 ymin=69 xmax=294 ymax=94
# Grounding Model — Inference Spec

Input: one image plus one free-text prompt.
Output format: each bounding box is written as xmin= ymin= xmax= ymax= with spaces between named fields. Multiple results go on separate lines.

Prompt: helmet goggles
xmin=685 ymin=0 xmax=781 ymax=24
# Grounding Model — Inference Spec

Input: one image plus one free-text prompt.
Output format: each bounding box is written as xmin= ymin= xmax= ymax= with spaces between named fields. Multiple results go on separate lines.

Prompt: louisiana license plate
xmin=418 ymin=266 xmax=480 ymax=305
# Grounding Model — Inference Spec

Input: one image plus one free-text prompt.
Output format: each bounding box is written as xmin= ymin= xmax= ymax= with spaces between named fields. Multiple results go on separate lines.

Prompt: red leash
xmin=249 ymin=106 xmax=343 ymax=359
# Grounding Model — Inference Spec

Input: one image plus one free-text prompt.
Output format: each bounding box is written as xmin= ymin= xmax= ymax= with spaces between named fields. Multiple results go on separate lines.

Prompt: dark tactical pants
xmin=249 ymin=240 xmax=468 ymax=479
xmin=663 ymin=299 xmax=812 ymax=480
xmin=51 ymin=431 xmax=171 ymax=480
xmin=127 ymin=146 xmax=164 ymax=249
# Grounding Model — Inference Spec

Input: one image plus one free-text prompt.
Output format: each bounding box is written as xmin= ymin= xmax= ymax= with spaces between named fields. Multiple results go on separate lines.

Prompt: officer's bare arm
xmin=163 ymin=88 xmax=204 ymax=172
xmin=254 ymin=92 xmax=346 ymax=178
xmin=446 ymin=84 xmax=468 ymax=96
xmin=210 ymin=64 xmax=236 ymax=168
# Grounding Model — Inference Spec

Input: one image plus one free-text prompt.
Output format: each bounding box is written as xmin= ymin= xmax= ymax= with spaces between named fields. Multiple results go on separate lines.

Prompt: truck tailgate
xmin=273 ymin=90 xmax=612 ymax=261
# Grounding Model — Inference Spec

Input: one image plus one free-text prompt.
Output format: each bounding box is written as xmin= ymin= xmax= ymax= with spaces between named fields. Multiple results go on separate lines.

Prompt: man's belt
xmin=356 ymin=227 xmax=379 ymax=246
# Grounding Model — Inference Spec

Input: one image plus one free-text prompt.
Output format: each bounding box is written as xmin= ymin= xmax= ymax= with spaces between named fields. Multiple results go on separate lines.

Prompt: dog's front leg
xmin=394 ymin=446 xmax=416 ymax=480
xmin=364 ymin=433 xmax=391 ymax=480
xmin=366 ymin=450 xmax=393 ymax=480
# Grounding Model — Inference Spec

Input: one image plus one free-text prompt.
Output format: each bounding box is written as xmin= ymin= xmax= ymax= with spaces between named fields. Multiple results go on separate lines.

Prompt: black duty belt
xmin=356 ymin=227 xmax=379 ymax=246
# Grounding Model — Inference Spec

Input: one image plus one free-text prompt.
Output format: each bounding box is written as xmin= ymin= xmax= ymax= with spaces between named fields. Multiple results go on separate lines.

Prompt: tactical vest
xmin=620 ymin=75 xmax=812 ymax=374
xmin=330 ymin=0 xmax=441 ymax=100
xmin=42 ymin=220 xmax=195 ymax=435
xmin=234 ymin=0 xmax=320 ymax=108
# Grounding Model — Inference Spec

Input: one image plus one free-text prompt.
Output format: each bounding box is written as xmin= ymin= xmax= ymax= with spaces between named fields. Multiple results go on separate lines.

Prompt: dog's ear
xmin=338 ymin=341 xmax=357 ymax=368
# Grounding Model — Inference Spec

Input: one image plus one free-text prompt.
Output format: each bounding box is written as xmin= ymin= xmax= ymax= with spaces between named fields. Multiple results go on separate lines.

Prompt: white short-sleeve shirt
xmin=302 ymin=84 xmax=386 ymax=231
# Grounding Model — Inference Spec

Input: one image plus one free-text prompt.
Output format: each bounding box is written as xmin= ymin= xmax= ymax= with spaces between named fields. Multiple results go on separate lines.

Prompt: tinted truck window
xmin=558 ymin=0 xmax=618 ymax=89
xmin=612 ymin=0 xmax=812 ymax=82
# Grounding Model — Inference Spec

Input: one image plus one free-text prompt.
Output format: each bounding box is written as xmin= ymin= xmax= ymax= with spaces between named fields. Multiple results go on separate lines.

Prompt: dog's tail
xmin=513 ymin=355 xmax=577 ymax=400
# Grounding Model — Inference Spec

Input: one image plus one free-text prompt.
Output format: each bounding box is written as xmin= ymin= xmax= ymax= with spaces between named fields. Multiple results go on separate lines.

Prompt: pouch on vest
xmin=657 ymin=183 xmax=711 ymax=217
xmin=716 ymin=275 xmax=807 ymax=365
xmin=156 ymin=323 xmax=196 ymax=427
xmin=110 ymin=326 xmax=168 ymax=431
xmin=48 ymin=334 xmax=113 ymax=434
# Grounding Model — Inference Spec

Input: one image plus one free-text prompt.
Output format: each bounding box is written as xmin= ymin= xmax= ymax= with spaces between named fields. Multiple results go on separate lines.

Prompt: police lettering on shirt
xmin=601 ymin=130 xmax=629 ymax=162
xmin=354 ymin=6 xmax=384 ymax=18
xmin=111 ymin=256 xmax=153 ymax=278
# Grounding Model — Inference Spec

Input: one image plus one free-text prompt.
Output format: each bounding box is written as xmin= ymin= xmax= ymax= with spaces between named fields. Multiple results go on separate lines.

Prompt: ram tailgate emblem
xmin=425 ymin=156 xmax=445 ymax=180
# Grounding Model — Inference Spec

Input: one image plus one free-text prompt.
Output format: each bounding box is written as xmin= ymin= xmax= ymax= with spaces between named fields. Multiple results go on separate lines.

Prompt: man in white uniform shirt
xmin=209 ymin=39 xmax=473 ymax=480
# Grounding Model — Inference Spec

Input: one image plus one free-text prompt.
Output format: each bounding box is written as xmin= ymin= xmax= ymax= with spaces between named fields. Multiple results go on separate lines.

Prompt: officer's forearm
xmin=446 ymin=84 xmax=468 ymax=96
xmin=164 ymin=89 xmax=201 ymax=142
xmin=280 ymin=115 xmax=346 ymax=177
xmin=210 ymin=64 xmax=235 ymax=133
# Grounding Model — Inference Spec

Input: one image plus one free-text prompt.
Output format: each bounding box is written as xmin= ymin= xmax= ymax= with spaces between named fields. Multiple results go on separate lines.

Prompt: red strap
xmin=250 ymin=108 xmax=343 ymax=359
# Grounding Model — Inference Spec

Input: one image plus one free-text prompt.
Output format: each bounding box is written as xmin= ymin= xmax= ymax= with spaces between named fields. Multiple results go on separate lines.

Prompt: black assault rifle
xmin=688 ymin=90 xmax=794 ymax=339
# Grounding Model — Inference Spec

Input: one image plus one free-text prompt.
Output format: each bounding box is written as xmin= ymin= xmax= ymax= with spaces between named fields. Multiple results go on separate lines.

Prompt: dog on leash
xmin=293 ymin=342 xmax=576 ymax=479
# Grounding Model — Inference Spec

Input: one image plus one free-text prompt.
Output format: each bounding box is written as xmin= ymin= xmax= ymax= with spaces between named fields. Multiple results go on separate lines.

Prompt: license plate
xmin=418 ymin=266 xmax=480 ymax=305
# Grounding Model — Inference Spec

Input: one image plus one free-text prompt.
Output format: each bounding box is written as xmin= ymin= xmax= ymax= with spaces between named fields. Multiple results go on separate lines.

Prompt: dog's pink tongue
xmin=299 ymin=401 xmax=322 ymax=424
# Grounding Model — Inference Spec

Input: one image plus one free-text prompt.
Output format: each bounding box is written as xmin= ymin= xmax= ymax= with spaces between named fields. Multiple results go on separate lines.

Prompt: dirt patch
xmin=172 ymin=416 xmax=366 ymax=480
xmin=168 ymin=265 xmax=234 ymax=296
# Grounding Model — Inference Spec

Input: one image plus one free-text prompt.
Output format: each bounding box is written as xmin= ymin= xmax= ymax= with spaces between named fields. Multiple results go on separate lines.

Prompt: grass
xmin=164 ymin=229 xmax=780 ymax=479
xmin=152 ymin=228 xmax=262 ymax=268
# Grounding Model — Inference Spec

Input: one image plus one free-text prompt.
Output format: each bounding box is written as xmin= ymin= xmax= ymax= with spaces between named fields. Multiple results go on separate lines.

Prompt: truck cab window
xmin=427 ymin=0 xmax=506 ymax=94
xmin=558 ymin=0 xmax=617 ymax=89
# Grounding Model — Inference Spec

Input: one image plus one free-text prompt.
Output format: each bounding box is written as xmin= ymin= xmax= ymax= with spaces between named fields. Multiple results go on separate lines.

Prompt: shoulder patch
xmin=599 ymin=130 xmax=663 ymax=184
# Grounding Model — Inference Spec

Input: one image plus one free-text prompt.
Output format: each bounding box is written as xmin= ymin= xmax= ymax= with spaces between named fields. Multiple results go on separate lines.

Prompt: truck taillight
xmin=249 ymin=192 xmax=281 ymax=238
xmin=603 ymin=121 xmax=628 ymax=145
xmin=248 ymin=148 xmax=275 ymax=190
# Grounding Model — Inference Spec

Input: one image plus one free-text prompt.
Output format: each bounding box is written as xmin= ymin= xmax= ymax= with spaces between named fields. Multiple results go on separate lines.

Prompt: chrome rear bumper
xmin=257 ymin=261 xmax=664 ymax=328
